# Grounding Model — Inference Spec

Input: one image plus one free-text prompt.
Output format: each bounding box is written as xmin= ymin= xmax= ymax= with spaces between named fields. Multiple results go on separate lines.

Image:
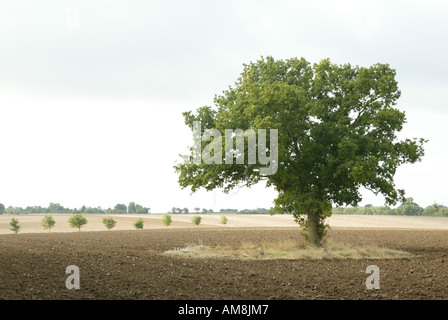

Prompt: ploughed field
xmin=1 ymin=224 xmax=448 ymax=300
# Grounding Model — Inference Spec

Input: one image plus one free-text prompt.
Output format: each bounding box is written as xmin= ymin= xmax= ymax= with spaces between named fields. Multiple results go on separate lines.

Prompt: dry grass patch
xmin=165 ymin=238 xmax=416 ymax=260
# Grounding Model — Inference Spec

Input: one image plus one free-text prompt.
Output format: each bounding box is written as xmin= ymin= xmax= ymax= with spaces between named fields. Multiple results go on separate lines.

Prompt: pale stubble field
xmin=1 ymin=213 xmax=448 ymax=234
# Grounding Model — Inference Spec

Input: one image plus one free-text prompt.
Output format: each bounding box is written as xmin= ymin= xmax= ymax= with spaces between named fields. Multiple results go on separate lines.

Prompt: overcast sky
xmin=0 ymin=0 xmax=447 ymax=212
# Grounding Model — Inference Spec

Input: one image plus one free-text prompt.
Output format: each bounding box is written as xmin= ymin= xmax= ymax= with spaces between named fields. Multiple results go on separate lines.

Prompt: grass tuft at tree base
xmin=165 ymin=238 xmax=416 ymax=260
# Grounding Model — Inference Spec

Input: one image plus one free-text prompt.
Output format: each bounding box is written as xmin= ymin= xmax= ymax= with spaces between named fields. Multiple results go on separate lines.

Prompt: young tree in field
xmin=161 ymin=214 xmax=172 ymax=226
xmin=10 ymin=218 xmax=20 ymax=234
xmin=191 ymin=216 xmax=201 ymax=225
xmin=219 ymin=215 xmax=228 ymax=225
xmin=103 ymin=217 xmax=117 ymax=230
xmin=174 ymin=56 xmax=426 ymax=246
xmin=0 ymin=203 xmax=5 ymax=215
xmin=134 ymin=218 xmax=144 ymax=229
xmin=68 ymin=214 xmax=88 ymax=232
xmin=41 ymin=215 xmax=56 ymax=232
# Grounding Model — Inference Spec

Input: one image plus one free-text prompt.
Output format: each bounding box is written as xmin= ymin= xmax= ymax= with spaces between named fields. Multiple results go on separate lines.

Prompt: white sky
xmin=0 ymin=0 xmax=447 ymax=212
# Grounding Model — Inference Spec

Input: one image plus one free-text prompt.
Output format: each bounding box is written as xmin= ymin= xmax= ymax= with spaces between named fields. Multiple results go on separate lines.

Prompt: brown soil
xmin=1 ymin=227 xmax=447 ymax=300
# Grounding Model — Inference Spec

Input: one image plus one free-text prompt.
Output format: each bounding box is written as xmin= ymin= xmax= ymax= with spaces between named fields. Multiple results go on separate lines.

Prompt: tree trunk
xmin=307 ymin=211 xmax=321 ymax=246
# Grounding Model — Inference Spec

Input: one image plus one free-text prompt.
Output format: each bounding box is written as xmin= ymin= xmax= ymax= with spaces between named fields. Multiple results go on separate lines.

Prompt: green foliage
xmin=0 ymin=202 xmax=148 ymax=215
xmin=47 ymin=203 xmax=68 ymax=213
xmin=128 ymin=202 xmax=136 ymax=213
xmin=334 ymin=199 xmax=448 ymax=217
xmin=437 ymin=208 xmax=448 ymax=217
xmin=41 ymin=215 xmax=56 ymax=232
xmin=422 ymin=203 xmax=448 ymax=216
xmin=134 ymin=218 xmax=144 ymax=229
xmin=112 ymin=204 xmax=127 ymax=214
xmin=219 ymin=215 xmax=228 ymax=225
xmin=191 ymin=216 xmax=202 ymax=225
xmin=174 ymin=56 xmax=427 ymax=246
xmin=161 ymin=214 xmax=172 ymax=226
xmin=238 ymin=208 xmax=271 ymax=214
xmin=75 ymin=205 xmax=105 ymax=214
xmin=219 ymin=208 xmax=238 ymax=213
xmin=103 ymin=217 xmax=117 ymax=230
xmin=395 ymin=198 xmax=423 ymax=216
xmin=0 ymin=203 xmax=108 ymax=214
xmin=10 ymin=218 xmax=20 ymax=234
xmin=84 ymin=207 xmax=105 ymax=214
xmin=135 ymin=204 xmax=150 ymax=214
xmin=171 ymin=207 xmax=183 ymax=214
xmin=68 ymin=214 xmax=88 ymax=232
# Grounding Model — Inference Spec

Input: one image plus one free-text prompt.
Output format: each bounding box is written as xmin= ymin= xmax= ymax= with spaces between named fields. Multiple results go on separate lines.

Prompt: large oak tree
xmin=175 ymin=56 xmax=426 ymax=246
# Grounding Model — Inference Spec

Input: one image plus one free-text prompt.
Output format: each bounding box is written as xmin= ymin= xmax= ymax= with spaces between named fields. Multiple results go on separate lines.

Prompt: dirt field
xmin=1 ymin=214 xmax=448 ymax=300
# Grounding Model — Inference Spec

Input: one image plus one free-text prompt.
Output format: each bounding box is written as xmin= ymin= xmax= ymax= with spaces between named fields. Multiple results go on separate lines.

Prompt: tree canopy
xmin=175 ymin=56 xmax=426 ymax=245
xmin=68 ymin=214 xmax=88 ymax=232
xmin=41 ymin=215 xmax=56 ymax=232
xmin=10 ymin=218 xmax=20 ymax=234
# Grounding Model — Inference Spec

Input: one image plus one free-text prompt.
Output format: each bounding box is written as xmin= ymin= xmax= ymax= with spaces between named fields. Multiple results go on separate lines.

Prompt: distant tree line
xmin=3 ymin=198 xmax=447 ymax=217
xmin=168 ymin=200 xmax=448 ymax=216
xmin=111 ymin=202 xmax=150 ymax=214
xmin=169 ymin=207 xmax=214 ymax=214
xmin=0 ymin=202 xmax=150 ymax=215
xmin=170 ymin=207 xmax=190 ymax=214
xmin=332 ymin=198 xmax=448 ymax=217
xmin=218 ymin=208 xmax=273 ymax=214
xmin=219 ymin=208 xmax=238 ymax=213
xmin=237 ymin=208 xmax=272 ymax=214
xmin=168 ymin=207 xmax=273 ymax=214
